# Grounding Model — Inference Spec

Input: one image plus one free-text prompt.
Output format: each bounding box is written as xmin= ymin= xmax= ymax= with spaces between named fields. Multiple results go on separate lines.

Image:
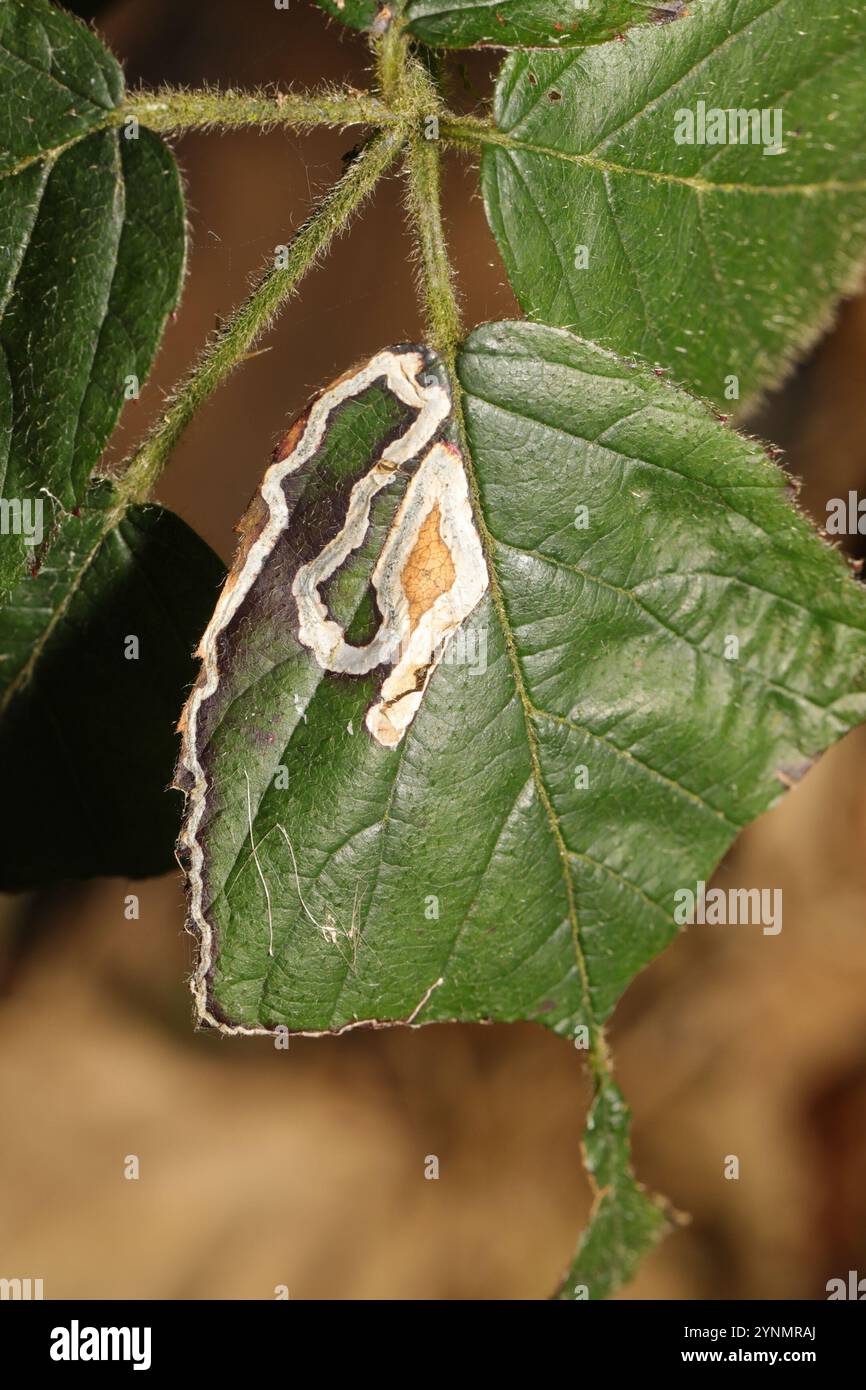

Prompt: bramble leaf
xmin=176 ymin=323 xmax=866 ymax=1293
xmin=309 ymin=0 xmax=382 ymax=33
xmin=0 ymin=0 xmax=122 ymax=172
xmin=310 ymin=0 xmax=687 ymax=47
xmin=404 ymin=1 xmax=685 ymax=50
xmin=0 ymin=0 xmax=186 ymax=597
xmin=479 ymin=0 xmax=866 ymax=406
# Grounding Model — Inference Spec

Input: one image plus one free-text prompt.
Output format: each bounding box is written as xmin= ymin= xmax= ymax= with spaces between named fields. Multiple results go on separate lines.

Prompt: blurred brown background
xmin=2 ymin=0 xmax=866 ymax=1300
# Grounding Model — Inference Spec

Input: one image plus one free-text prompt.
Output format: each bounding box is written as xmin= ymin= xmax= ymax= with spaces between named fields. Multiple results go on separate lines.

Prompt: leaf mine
xmin=176 ymin=345 xmax=488 ymax=1030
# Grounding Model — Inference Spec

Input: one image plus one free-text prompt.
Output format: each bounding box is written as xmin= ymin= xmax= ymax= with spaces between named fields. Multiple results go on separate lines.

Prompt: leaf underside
xmin=481 ymin=0 xmax=866 ymax=406
xmin=404 ymin=1 xmax=684 ymax=49
xmin=309 ymin=0 xmax=381 ymax=34
xmin=310 ymin=0 xmax=687 ymax=47
xmin=0 ymin=482 xmax=225 ymax=889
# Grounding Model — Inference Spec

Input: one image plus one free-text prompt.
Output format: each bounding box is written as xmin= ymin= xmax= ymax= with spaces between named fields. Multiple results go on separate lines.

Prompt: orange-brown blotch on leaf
xmin=401 ymin=503 xmax=456 ymax=631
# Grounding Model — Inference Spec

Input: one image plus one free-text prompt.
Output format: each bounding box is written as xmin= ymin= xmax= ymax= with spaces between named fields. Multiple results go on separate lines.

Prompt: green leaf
xmin=0 ymin=0 xmax=186 ymax=597
xmin=405 ymin=1 xmax=684 ymax=49
xmin=478 ymin=0 xmax=866 ymax=406
xmin=176 ymin=324 xmax=866 ymax=1293
xmin=309 ymin=0 xmax=382 ymax=33
xmin=0 ymin=481 xmax=224 ymax=890
xmin=0 ymin=0 xmax=122 ymax=173
xmin=310 ymin=0 xmax=690 ymax=46
xmin=555 ymin=1081 xmax=669 ymax=1299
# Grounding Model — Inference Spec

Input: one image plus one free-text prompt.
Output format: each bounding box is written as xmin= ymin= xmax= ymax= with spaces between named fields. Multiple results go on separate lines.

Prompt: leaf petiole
xmin=119 ymin=84 xmax=397 ymax=134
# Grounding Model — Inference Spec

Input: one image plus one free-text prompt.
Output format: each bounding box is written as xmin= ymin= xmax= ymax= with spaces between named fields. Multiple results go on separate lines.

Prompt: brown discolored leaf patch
xmin=401 ymin=502 xmax=457 ymax=631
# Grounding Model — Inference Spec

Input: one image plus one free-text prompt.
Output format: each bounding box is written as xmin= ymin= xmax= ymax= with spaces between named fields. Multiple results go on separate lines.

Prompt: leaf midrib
xmin=450 ymin=376 xmax=603 ymax=1055
xmin=0 ymin=113 xmax=119 ymax=181
xmin=481 ymin=125 xmax=866 ymax=196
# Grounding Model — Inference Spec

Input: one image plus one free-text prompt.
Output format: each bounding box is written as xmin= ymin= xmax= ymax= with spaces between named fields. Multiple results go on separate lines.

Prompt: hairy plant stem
xmin=120 ymin=84 xmax=395 ymax=134
xmin=375 ymin=16 xmax=410 ymax=107
xmin=402 ymin=65 xmax=462 ymax=362
xmin=439 ymin=113 xmax=496 ymax=148
xmin=116 ymin=122 xmax=406 ymax=508
xmin=404 ymin=138 xmax=463 ymax=360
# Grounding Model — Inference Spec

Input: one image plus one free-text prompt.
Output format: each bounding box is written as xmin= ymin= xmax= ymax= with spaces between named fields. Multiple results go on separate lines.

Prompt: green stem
xmin=439 ymin=114 xmax=496 ymax=149
xmin=404 ymin=134 xmax=463 ymax=361
xmin=117 ymin=123 xmax=407 ymax=508
xmin=375 ymin=15 xmax=410 ymax=107
xmin=401 ymin=66 xmax=462 ymax=363
xmin=121 ymin=84 xmax=395 ymax=134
